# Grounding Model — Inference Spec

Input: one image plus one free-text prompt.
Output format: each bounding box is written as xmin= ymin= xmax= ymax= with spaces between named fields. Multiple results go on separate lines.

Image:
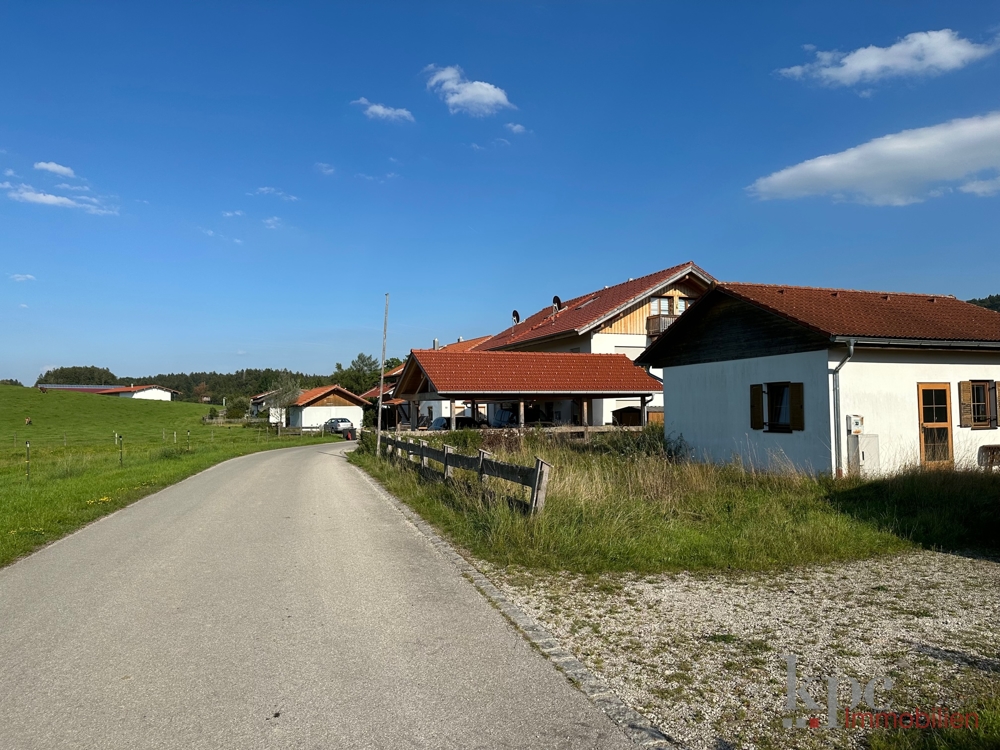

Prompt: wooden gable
xmin=311 ymin=392 xmax=360 ymax=407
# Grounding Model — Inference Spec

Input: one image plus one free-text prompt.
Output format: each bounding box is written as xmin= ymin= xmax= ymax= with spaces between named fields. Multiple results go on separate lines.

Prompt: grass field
xmin=0 ymin=385 xmax=340 ymax=567
xmin=350 ymin=426 xmax=1000 ymax=574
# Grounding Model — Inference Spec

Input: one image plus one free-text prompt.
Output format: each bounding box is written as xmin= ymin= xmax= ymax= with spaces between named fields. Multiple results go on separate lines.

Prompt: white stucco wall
xmin=289 ymin=405 xmax=363 ymax=429
xmin=661 ymin=349 xmax=834 ymax=472
xmin=119 ymin=388 xmax=172 ymax=401
xmin=836 ymin=349 xmax=1000 ymax=473
xmin=591 ymin=332 xmax=662 ymax=422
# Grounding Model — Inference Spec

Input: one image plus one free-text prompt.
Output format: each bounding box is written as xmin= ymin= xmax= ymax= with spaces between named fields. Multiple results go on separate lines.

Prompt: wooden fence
xmin=377 ymin=434 xmax=552 ymax=513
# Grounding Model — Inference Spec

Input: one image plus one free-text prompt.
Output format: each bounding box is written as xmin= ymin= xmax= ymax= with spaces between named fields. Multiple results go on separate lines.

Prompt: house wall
xmin=835 ymin=348 xmax=1000 ymax=473
xmin=289 ymin=405 xmax=364 ymax=429
xmin=119 ymin=388 xmax=172 ymax=401
xmin=661 ymin=349 xmax=834 ymax=471
xmin=591 ymin=332 xmax=663 ymax=422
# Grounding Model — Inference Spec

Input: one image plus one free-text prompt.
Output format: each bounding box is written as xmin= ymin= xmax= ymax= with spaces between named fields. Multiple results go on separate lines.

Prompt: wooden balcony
xmin=646 ymin=314 xmax=679 ymax=337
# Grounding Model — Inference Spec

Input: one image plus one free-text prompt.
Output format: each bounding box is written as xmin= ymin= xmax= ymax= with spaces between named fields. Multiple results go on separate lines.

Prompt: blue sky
xmin=2 ymin=2 xmax=999 ymax=385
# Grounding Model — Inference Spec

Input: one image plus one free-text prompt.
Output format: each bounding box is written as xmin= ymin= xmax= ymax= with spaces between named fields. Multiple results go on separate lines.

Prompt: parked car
xmin=323 ymin=417 xmax=354 ymax=434
xmin=490 ymin=409 xmax=518 ymax=428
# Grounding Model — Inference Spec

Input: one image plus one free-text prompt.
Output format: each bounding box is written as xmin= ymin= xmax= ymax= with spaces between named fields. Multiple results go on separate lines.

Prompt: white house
xmin=476 ymin=261 xmax=714 ymax=425
xmin=287 ymin=385 xmax=367 ymax=430
xmin=96 ymin=385 xmax=178 ymax=401
xmin=637 ymin=283 xmax=1000 ymax=475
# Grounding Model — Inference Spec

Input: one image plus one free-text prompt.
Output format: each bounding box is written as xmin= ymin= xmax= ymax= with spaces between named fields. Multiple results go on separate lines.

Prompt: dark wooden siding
xmin=641 ymin=293 xmax=830 ymax=367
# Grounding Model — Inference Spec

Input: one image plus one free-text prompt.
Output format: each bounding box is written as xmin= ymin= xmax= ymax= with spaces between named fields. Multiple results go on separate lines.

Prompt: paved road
xmin=0 ymin=443 xmax=633 ymax=750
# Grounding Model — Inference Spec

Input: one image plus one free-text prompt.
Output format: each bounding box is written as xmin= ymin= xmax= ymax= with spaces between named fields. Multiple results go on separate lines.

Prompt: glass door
xmin=918 ymin=384 xmax=953 ymax=467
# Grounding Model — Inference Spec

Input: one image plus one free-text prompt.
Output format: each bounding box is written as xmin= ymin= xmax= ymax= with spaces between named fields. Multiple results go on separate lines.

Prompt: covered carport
xmin=393 ymin=349 xmax=663 ymax=429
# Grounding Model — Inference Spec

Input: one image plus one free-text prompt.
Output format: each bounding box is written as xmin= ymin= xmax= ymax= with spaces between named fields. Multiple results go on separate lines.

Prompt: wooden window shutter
xmin=790 ymin=382 xmax=805 ymax=431
xmin=995 ymin=382 xmax=1000 ymax=428
xmin=958 ymin=381 xmax=973 ymax=428
xmin=750 ymin=384 xmax=764 ymax=430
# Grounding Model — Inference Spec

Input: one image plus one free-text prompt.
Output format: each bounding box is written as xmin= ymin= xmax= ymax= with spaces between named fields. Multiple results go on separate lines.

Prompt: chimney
xmin=433 ymin=338 xmax=439 ymax=350
xmin=457 ymin=336 xmax=463 ymax=343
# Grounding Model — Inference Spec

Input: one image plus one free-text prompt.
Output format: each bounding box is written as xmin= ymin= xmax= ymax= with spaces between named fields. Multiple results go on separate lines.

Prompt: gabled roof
xmin=292 ymin=385 xmax=368 ymax=408
xmin=637 ymin=281 xmax=1000 ymax=367
xmin=478 ymin=262 xmax=713 ymax=350
xmin=359 ymin=382 xmax=394 ymax=400
xmin=251 ymin=389 xmax=278 ymax=403
xmin=720 ymin=283 xmax=1000 ymax=342
xmin=419 ymin=335 xmax=493 ymax=353
xmin=97 ymin=384 xmax=180 ymax=395
xmin=395 ymin=350 xmax=662 ymax=399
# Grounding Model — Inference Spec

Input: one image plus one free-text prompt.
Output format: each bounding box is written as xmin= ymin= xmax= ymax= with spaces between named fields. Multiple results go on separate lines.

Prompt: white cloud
xmin=233 ymin=238 xmax=244 ymax=245
xmin=315 ymin=162 xmax=335 ymax=175
xmin=19 ymin=304 xmax=27 ymax=309
xmin=470 ymin=143 xmax=485 ymax=152
xmin=201 ymin=228 xmax=216 ymax=237
xmin=34 ymin=161 xmax=76 ymax=178
xmin=749 ymin=111 xmax=1000 ymax=206
xmin=55 ymin=183 xmax=90 ymax=191
xmin=493 ymin=138 xmax=511 ymax=147
xmin=959 ymin=176 xmax=1000 ymax=196
xmin=262 ymin=216 xmax=282 ymax=229
xmin=425 ymin=65 xmax=515 ymax=117
xmin=4 ymin=169 xmax=15 ymax=177
xmin=351 ymin=97 xmax=415 ymax=122
xmin=222 ymin=210 xmax=244 ymax=217
xmin=253 ymin=186 xmax=298 ymax=201
xmin=779 ymin=29 xmax=999 ymax=86
xmin=9 ymin=185 xmax=117 ymax=214
xmin=9 ymin=274 xmax=35 ymax=282
xmin=505 ymin=123 xmax=526 ymax=134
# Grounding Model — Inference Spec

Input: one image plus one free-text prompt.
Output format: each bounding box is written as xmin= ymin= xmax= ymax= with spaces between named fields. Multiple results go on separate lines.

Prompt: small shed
xmin=287 ymin=385 xmax=367 ymax=430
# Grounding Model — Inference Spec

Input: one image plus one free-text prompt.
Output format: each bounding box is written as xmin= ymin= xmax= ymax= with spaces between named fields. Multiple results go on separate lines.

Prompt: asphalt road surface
xmin=0 ymin=443 xmax=633 ymax=750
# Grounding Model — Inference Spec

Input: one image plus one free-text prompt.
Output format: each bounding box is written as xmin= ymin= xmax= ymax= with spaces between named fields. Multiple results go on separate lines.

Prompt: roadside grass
xmin=348 ymin=427 xmax=937 ymax=573
xmin=0 ymin=385 xmax=340 ymax=567
xmin=867 ymin=694 xmax=1000 ymax=750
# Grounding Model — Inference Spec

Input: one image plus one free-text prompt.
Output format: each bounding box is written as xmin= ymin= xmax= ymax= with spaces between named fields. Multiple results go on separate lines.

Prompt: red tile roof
xmin=359 ymin=383 xmax=394 ymax=400
xmin=97 ymin=385 xmax=180 ymax=395
xmin=395 ymin=350 xmax=662 ymax=398
xmin=720 ymin=283 xmax=1000 ymax=342
xmin=416 ymin=335 xmax=493 ymax=353
xmin=293 ymin=385 xmax=368 ymax=407
xmin=479 ymin=262 xmax=713 ymax=350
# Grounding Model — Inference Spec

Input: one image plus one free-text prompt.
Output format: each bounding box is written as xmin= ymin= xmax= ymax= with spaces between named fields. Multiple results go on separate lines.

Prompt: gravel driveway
xmin=485 ymin=550 xmax=1000 ymax=750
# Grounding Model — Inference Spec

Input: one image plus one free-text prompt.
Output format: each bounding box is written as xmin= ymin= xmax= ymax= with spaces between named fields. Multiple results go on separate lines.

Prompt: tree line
xmin=34 ymin=353 xmax=403 ymax=405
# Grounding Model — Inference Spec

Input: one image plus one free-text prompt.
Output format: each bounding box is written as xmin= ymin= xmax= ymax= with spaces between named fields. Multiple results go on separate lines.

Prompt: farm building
xmin=286 ymin=385 xmax=368 ymax=430
xmin=393 ymin=349 xmax=663 ymax=429
xmin=637 ymin=283 xmax=1000 ymax=475
xmin=38 ymin=384 xmax=178 ymax=401
xmin=475 ymin=261 xmax=714 ymax=425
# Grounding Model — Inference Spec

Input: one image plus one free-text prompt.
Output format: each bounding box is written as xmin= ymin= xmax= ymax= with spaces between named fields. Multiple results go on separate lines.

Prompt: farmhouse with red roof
xmin=478 ymin=261 xmax=714 ymax=425
xmin=637 ymin=282 xmax=1000 ymax=475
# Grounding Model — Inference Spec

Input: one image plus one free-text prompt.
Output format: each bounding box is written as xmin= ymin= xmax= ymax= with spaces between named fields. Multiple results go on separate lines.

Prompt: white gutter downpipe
xmin=832 ymin=339 xmax=856 ymax=478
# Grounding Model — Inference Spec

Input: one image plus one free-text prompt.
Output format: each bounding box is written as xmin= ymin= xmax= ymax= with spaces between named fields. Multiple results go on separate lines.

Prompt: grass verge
xmin=348 ymin=427 xmax=943 ymax=573
xmin=867 ymin=694 xmax=1000 ymax=750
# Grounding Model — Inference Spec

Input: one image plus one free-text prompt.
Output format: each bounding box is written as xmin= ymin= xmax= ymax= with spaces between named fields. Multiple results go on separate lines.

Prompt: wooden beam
xmin=449 ymin=400 xmax=456 ymax=431
xmin=518 ymin=400 xmax=525 ymax=429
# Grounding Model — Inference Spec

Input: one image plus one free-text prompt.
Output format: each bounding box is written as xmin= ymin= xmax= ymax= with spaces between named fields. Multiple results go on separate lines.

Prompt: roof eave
xmin=832 ymin=336 xmax=1000 ymax=350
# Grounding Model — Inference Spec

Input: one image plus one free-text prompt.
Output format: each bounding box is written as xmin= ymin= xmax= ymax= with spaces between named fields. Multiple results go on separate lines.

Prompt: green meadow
xmin=0 ymin=385 xmax=339 ymax=567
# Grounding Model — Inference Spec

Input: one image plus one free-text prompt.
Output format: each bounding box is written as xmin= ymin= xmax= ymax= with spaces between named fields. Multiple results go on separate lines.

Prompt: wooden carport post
xmin=518 ymin=400 xmax=525 ymax=429
xmin=409 ymin=400 xmax=418 ymax=430
xmin=449 ymin=400 xmax=456 ymax=431
xmin=582 ymin=399 xmax=590 ymax=442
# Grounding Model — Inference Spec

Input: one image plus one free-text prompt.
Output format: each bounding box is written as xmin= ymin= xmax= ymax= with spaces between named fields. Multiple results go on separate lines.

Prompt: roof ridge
xmin=721 ymin=281 xmax=958 ymax=299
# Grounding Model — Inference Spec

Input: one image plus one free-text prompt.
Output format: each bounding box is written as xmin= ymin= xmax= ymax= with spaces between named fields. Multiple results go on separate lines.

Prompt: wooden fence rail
xmin=376 ymin=434 xmax=552 ymax=513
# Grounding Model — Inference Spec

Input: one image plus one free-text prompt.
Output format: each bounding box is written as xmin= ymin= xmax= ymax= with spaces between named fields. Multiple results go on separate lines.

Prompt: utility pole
xmin=376 ymin=292 xmax=389 ymax=457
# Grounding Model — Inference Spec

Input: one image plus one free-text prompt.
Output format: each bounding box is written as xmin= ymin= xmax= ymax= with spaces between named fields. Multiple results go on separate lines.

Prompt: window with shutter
xmin=750 ymin=384 xmax=764 ymax=430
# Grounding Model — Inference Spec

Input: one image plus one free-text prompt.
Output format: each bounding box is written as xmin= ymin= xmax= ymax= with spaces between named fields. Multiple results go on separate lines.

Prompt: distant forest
xmin=34 ymin=353 xmax=403 ymax=404
xmin=968 ymin=294 xmax=1000 ymax=313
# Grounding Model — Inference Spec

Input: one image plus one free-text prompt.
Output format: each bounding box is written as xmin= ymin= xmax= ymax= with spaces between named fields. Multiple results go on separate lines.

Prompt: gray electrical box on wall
xmin=847 ymin=434 xmax=880 ymax=476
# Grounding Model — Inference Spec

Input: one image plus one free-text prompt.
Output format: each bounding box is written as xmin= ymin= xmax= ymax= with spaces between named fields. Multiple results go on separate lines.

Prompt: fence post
xmin=119 ymin=436 xmax=124 ymax=467
xmin=478 ymin=448 xmax=492 ymax=483
xmin=443 ymin=444 xmax=453 ymax=479
xmin=530 ymin=457 xmax=552 ymax=514
xmin=408 ymin=437 xmax=415 ymax=463
xmin=419 ymin=440 xmax=428 ymax=468
xmin=25 ymin=441 xmax=30 ymax=481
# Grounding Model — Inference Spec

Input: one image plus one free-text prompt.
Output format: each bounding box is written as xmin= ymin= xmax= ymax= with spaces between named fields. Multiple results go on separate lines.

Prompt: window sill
xmin=765 ymin=426 xmax=793 ymax=434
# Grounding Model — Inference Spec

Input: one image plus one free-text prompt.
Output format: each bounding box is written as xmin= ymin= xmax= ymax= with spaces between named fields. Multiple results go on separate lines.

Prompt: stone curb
xmin=351 ymin=460 xmax=687 ymax=750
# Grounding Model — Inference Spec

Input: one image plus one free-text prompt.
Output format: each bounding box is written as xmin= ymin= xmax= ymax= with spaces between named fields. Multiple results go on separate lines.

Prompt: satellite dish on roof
xmin=512 ymin=309 xmax=520 ymax=325
xmin=552 ymin=295 xmax=562 ymax=309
